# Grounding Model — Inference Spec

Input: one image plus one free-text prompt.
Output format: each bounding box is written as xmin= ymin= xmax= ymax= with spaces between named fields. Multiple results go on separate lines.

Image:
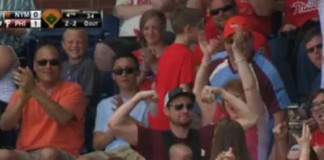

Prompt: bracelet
xmin=234 ymin=58 xmax=247 ymax=64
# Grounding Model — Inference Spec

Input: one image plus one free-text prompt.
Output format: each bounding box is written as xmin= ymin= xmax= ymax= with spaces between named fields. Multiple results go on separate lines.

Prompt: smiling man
xmin=0 ymin=44 xmax=85 ymax=160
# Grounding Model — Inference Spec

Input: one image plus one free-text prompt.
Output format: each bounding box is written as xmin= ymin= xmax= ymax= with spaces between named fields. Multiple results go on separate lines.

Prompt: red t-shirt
xmin=133 ymin=50 xmax=155 ymax=91
xmin=284 ymin=0 xmax=318 ymax=27
xmin=235 ymin=0 xmax=272 ymax=36
xmin=311 ymin=128 xmax=324 ymax=147
xmin=132 ymin=125 xmax=214 ymax=160
xmin=151 ymin=43 xmax=195 ymax=130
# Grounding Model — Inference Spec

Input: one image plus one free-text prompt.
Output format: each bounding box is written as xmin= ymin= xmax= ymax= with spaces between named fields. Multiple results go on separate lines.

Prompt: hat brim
xmin=166 ymin=92 xmax=195 ymax=107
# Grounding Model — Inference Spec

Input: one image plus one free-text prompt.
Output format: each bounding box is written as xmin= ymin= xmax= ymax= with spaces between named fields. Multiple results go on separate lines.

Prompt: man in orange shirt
xmin=0 ymin=44 xmax=85 ymax=160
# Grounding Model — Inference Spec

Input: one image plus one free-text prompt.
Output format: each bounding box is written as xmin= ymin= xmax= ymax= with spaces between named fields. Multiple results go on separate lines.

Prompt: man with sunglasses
xmin=303 ymin=26 xmax=322 ymax=96
xmin=108 ymin=87 xmax=214 ymax=160
xmin=78 ymin=53 xmax=148 ymax=160
xmin=0 ymin=44 xmax=85 ymax=160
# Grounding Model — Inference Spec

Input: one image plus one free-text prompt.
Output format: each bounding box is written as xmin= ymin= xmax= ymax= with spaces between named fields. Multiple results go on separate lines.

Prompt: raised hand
xmin=198 ymin=32 xmax=221 ymax=65
xmin=273 ymin=122 xmax=288 ymax=140
xmin=201 ymin=86 xmax=222 ymax=103
xmin=137 ymin=90 xmax=159 ymax=102
xmin=293 ymin=123 xmax=311 ymax=150
xmin=232 ymin=26 xmax=247 ymax=60
xmin=215 ymin=147 xmax=235 ymax=160
xmin=13 ymin=67 xmax=35 ymax=98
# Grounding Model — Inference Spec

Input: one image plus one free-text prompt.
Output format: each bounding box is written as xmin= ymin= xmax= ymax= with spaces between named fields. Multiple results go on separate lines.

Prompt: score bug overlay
xmin=0 ymin=9 xmax=103 ymax=29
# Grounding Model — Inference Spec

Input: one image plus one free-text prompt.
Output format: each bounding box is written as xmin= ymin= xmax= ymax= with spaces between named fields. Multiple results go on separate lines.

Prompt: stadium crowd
xmin=0 ymin=0 xmax=324 ymax=160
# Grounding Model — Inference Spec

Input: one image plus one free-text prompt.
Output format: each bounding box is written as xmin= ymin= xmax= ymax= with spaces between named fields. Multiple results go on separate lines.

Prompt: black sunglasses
xmin=169 ymin=103 xmax=194 ymax=111
xmin=209 ymin=4 xmax=235 ymax=16
xmin=307 ymin=43 xmax=322 ymax=54
xmin=113 ymin=68 xmax=137 ymax=75
xmin=37 ymin=59 xmax=60 ymax=66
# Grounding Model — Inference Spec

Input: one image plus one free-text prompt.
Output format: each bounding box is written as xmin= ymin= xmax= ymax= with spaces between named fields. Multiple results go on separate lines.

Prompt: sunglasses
xmin=307 ymin=43 xmax=322 ymax=54
xmin=113 ymin=68 xmax=137 ymax=75
xmin=209 ymin=4 xmax=234 ymax=16
xmin=169 ymin=103 xmax=194 ymax=111
xmin=37 ymin=59 xmax=60 ymax=66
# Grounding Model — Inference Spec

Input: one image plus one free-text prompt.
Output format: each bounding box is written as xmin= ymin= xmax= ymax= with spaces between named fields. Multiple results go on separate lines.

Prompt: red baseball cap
xmin=223 ymin=16 xmax=252 ymax=39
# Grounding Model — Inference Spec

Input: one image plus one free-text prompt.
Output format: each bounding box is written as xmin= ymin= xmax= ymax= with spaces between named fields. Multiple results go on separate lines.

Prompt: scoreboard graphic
xmin=0 ymin=9 xmax=103 ymax=28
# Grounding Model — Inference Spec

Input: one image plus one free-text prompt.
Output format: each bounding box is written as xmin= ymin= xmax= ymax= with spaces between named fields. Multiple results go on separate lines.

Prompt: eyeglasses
xmin=113 ymin=68 xmax=137 ymax=75
xmin=37 ymin=59 xmax=60 ymax=66
xmin=311 ymin=100 xmax=324 ymax=112
xmin=209 ymin=4 xmax=235 ymax=16
xmin=169 ymin=103 xmax=194 ymax=111
xmin=307 ymin=43 xmax=322 ymax=54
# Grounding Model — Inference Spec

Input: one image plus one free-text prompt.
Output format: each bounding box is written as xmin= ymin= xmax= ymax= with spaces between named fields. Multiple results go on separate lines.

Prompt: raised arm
xmin=108 ymin=90 xmax=158 ymax=146
xmin=113 ymin=4 xmax=153 ymax=19
xmin=232 ymin=27 xmax=266 ymax=119
xmin=202 ymin=86 xmax=258 ymax=130
xmin=193 ymin=33 xmax=220 ymax=125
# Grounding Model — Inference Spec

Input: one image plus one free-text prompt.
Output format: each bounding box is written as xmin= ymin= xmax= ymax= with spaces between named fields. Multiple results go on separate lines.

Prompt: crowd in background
xmin=0 ymin=0 xmax=324 ymax=160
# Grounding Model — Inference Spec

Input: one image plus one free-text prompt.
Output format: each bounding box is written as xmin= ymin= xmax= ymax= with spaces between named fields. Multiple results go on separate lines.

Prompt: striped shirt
xmin=208 ymin=52 xmax=291 ymax=113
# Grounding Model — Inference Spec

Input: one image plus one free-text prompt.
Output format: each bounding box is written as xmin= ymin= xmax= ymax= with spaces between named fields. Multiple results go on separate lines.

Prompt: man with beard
xmin=109 ymin=88 xmax=214 ymax=160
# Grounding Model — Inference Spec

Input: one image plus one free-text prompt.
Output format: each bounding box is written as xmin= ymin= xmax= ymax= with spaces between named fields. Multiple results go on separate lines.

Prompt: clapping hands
xmin=13 ymin=67 xmax=35 ymax=99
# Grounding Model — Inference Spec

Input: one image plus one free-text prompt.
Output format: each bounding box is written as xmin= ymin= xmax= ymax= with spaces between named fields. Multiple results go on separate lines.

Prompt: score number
xmin=64 ymin=20 xmax=78 ymax=27
xmin=86 ymin=13 xmax=95 ymax=19
xmin=30 ymin=10 xmax=41 ymax=28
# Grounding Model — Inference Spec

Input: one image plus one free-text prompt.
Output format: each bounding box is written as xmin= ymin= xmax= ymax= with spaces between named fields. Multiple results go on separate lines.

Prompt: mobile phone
xmin=287 ymin=104 xmax=302 ymax=147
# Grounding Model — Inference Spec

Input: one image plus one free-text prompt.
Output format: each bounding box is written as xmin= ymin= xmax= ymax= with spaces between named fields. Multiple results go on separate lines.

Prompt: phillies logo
xmin=291 ymin=1 xmax=318 ymax=15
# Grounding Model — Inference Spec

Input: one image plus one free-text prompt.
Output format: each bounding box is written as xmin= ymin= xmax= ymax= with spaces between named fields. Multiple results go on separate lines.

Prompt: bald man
xmin=0 ymin=44 xmax=85 ymax=160
xmin=0 ymin=45 xmax=19 ymax=103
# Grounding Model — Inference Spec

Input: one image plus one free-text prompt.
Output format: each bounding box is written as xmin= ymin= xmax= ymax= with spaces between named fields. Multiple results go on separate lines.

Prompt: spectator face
xmin=112 ymin=58 xmax=139 ymax=91
xmin=143 ymin=17 xmax=164 ymax=46
xmin=165 ymin=96 xmax=193 ymax=127
xmin=210 ymin=0 xmax=236 ymax=29
xmin=62 ymin=30 xmax=88 ymax=62
xmin=306 ymin=35 xmax=322 ymax=69
xmin=223 ymin=89 xmax=245 ymax=119
xmin=0 ymin=46 xmax=17 ymax=78
xmin=311 ymin=93 xmax=324 ymax=125
xmin=34 ymin=46 xmax=61 ymax=84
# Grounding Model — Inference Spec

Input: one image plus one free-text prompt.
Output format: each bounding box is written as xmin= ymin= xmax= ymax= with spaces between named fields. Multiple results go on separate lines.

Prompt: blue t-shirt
xmin=94 ymin=96 xmax=149 ymax=151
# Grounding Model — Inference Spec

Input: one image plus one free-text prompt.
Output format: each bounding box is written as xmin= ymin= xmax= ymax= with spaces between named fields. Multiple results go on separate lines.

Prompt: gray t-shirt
xmin=61 ymin=58 xmax=100 ymax=97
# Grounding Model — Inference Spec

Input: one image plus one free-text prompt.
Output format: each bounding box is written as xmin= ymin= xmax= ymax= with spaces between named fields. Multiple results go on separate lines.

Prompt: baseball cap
xmin=164 ymin=88 xmax=195 ymax=107
xmin=223 ymin=16 xmax=252 ymax=39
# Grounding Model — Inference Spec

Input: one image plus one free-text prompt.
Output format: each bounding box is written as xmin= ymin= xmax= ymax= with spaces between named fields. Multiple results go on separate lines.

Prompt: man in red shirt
xmin=152 ymin=7 xmax=203 ymax=130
